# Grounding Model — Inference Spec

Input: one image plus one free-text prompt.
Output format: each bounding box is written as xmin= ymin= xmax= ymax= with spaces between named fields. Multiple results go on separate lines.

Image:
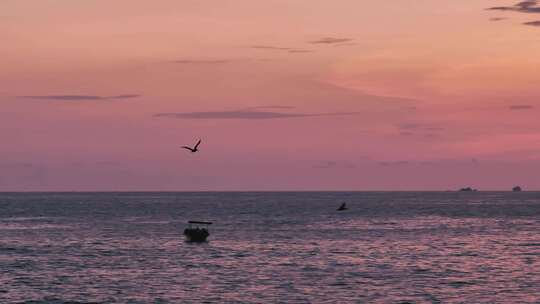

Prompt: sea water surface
xmin=1 ymin=192 xmax=540 ymax=303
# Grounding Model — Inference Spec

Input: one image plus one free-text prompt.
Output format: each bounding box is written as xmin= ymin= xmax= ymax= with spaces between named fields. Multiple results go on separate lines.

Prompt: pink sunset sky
xmin=2 ymin=0 xmax=540 ymax=191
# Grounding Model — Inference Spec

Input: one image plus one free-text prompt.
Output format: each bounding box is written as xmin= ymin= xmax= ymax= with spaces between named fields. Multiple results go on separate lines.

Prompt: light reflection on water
xmin=0 ymin=192 xmax=539 ymax=303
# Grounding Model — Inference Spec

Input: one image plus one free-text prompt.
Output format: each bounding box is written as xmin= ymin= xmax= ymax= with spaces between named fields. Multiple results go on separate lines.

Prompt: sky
xmin=2 ymin=0 xmax=540 ymax=191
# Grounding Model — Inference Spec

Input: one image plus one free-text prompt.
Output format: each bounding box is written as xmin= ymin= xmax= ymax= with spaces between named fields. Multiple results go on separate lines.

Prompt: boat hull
xmin=184 ymin=228 xmax=209 ymax=242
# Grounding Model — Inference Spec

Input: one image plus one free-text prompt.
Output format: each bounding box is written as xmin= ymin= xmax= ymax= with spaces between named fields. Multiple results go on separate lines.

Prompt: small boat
xmin=184 ymin=221 xmax=212 ymax=242
xmin=337 ymin=202 xmax=348 ymax=211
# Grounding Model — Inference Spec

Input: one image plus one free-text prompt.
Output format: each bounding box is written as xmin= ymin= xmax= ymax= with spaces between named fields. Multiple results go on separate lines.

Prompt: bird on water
xmin=181 ymin=139 xmax=201 ymax=153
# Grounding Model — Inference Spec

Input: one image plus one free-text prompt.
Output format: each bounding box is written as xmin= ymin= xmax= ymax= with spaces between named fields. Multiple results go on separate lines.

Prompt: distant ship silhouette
xmin=512 ymin=186 xmax=522 ymax=192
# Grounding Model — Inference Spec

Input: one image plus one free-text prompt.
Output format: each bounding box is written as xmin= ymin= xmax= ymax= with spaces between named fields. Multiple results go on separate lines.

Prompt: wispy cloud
xmin=288 ymin=49 xmax=313 ymax=53
xmin=397 ymin=122 xmax=444 ymax=131
xmin=0 ymin=162 xmax=34 ymax=169
xmin=486 ymin=0 xmax=540 ymax=26
xmin=418 ymin=158 xmax=480 ymax=166
xmin=308 ymin=37 xmax=354 ymax=44
xmin=251 ymin=45 xmax=292 ymax=50
xmin=486 ymin=1 xmax=540 ymax=25
xmin=488 ymin=1 xmax=540 ymax=13
xmin=378 ymin=161 xmax=410 ymax=166
xmin=333 ymin=42 xmax=357 ymax=47
xmin=395 ymin=122 xmax=444 ymax=138
xmin=398 ymin=123 xmax=423 ymax=130
xmin=242 ymin=105 xmax=297 ymax=110
xmin=250 ymin=45 xmax=313 ymax=54
xmin=18 ymin=94 xmax=140 ymax=101
xmin=399 ymin=131 xmax=414 ymax=136
xmin=509 ymin=104 xmax=535 ymax=110
xmin=170 ymin=59 xmax=230 ymax=64
xmin=524 ymin=20 xmax=540 ymax=26
xmin=154 ymin=109 xmax=360 ymax=120
xmin=95 ymin=161 xmax=123 ymax=167
xmin=489 ymin=17 xmax=507 ymax=21
xmin=313 ymin=161 xmax=356 ymax=169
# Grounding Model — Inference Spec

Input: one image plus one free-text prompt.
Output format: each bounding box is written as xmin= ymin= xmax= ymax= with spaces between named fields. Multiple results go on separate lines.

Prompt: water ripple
xmin=0 ymin=192 xmax=539 ymax=303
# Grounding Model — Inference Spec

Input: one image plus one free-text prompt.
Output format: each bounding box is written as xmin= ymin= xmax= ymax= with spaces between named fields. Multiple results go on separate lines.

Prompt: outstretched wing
xmin=194 ymin=139 xmax=201 ymax=149
xmin=181 ymin=146 xmax=193 ymax=151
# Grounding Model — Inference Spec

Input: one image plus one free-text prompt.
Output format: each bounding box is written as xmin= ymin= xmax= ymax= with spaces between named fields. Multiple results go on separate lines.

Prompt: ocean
xmin=1 ymin=192 xmax=539 ymax=303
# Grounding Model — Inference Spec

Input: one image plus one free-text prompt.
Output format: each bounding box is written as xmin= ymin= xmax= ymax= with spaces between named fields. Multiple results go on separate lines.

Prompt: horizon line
xmin=0 ymin=190 xmax=535 ymax=193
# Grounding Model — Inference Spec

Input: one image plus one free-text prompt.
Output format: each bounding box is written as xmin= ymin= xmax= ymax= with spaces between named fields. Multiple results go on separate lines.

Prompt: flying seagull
xmin=181 ymin=139 xmax=201 ymax=153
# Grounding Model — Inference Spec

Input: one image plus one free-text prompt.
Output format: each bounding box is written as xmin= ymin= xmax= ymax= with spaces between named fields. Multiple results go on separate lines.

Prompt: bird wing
xmin=181 ymin=146 xmax=193 ymax=151
xmin=194 ymin=139 xmax=201 ymax=149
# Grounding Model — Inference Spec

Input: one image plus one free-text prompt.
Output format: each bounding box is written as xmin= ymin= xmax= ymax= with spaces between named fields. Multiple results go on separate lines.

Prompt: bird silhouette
xmin=181 ymin=139 xmax=201 ymax=153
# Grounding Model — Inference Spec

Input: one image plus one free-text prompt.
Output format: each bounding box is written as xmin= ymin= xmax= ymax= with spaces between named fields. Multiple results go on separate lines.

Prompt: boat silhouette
xmin=184 ymin=221 xmax=212 ymax=242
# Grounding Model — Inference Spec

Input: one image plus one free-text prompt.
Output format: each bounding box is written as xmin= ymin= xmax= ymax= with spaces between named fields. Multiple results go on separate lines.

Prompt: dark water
xmin=1 ymin=192 xmax=540 ymax=303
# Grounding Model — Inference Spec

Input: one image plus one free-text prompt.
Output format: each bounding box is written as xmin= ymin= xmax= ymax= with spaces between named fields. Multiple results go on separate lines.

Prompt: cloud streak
xmin=242 ymin=105 xmax=296 ymax=110
xmin=524 ymin=20 xmax=540 ymax=26
xmin=18 ymin=94 xmax=140 ymax=101
xmin=288 ymin=49 xmax=313 ymax=53
xmin=487 ymin=1 xmax=540 ymax=25
xmin=397 ymin=122 xmax=444 ymax=131
xmin=399 ymin=131 xmax=414 ymax=136
xmin=170 ymin=59 xmax=230 ymax=64
xmin=251 ymin=45 xmax=291 ymax=50
xmin=250 ymin=45 xmax=313 ymax=54
xmin=313 ymin=161 xmax=356 ymax=169
xmin=378 ymin=161 xmax=410 ymax=166
xmin=509 ymin=104 xmax=535 ymax=110
xmin=308 ymin=37 xmax=354 ymax=44
xmin=0 ymin=162 xmax=34 ymax=169
xmin=487 ymin=1 xmax=540 ymax=13
xmin=154 ymin=110 xmax=360 ymax=120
